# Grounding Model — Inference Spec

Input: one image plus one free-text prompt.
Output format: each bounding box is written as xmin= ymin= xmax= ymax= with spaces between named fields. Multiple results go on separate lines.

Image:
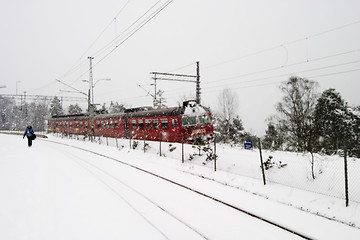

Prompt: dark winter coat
xmin=23 ymin=126 xmax=35 ymax=138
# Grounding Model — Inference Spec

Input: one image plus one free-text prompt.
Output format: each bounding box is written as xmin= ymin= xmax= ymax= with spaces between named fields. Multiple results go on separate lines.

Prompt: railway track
xmin=41 ymin=138 xmax=312 ymax=240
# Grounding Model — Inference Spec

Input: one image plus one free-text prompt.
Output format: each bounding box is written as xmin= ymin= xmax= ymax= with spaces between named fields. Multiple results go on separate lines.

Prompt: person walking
xmin=23 ymin=124 xmax=36 ymax=147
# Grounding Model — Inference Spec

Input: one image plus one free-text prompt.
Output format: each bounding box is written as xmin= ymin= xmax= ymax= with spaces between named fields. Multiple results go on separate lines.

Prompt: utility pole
xmin=88 ymin=57 xmax=94 ymax=106
xmin=196 ymin=61 xmax=201 ymax=104
xmin=88 ymin=56 xmax=95 ymax=139
xmin=154 ymin=73 xmax=157 ymax=101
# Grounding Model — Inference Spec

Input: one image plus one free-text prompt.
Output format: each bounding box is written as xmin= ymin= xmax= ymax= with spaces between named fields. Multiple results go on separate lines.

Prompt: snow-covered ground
xmin=0 ymin=133 xmax=359 ymax=239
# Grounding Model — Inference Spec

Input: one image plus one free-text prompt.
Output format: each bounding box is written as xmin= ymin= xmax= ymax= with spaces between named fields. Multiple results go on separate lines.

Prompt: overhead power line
xmin=0 ymin=94 xmax=87 ymax=102
xmin=57 ymin=0 xmax=132 ymax=81
xmin=58 ymin=0 xmax=174 ymax=87
xmin=204 ymin=19 xmax=360 ymax=70
xmin=160 ymin=48 xmax=360 ymax=97
xmin=93 ymin=0 xmax=174 ymax=68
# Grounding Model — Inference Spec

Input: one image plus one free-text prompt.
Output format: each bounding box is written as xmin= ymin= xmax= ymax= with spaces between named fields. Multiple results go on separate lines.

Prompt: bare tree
xmin=276 ymin=76 xmax=318 ymax=152
xmin=217 ymin=88 xmax=239 ymax=143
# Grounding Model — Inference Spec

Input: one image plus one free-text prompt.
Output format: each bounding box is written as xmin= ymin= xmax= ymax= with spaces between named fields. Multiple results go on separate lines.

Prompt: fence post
xmin=258 ymin=138 xmax=266 ymax=185
xmin=159 ymin=132 xmax=162 ymax=156
xmin=129 ymin=133 xmax=132 ymax=149
xmin=116 ymin=137 xmax=119 ymax=149
xmin=182 ymin=133 xmax=184 ymax=163
xmin=344 ymin=144 xmax=349 ymax=207
xmin=143 ymin=131 xmax=146 ymax=153
xmin=214 ymin=135 xmax=217 ymax=172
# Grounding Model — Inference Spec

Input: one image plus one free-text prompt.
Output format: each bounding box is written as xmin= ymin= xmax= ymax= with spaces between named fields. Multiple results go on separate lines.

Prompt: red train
xmin=48 ymin=101 xmax=214 ymax=143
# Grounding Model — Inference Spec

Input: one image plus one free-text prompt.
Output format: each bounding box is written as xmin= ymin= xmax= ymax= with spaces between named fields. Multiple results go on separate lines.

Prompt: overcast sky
xmin=1 ymin=0 xmax=359 ymax=135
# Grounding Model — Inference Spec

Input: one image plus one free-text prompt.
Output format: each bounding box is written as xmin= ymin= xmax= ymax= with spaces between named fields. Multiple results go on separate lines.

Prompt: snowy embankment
xmin=1 ymin=133 xmax=359 ymax=239
xmin=46 ymin=133 xmax=360 ymax=229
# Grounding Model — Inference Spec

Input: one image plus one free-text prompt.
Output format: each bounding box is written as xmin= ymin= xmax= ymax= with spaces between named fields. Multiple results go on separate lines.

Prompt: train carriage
xmin=48 ymin=101 xmax=214 ymax=143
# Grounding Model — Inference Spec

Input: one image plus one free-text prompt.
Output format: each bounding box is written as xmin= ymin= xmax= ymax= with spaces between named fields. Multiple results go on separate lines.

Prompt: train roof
xmin=49 ymin=101 xmax=211 ymax=121
xmin=50 ymin=113 xmax=90 ymax=121
xmin=94 ymin=106 xmax=184 ymax=120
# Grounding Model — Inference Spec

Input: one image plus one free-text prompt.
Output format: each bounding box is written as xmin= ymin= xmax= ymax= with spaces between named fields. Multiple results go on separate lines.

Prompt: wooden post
xmin=182 ymin=133 xmax=184 ymax=163
xmin=214 ymin=135 xmax=217 ymax=172
xmin=159 ymin=132 xmax=162 ymax=156
xmin=129 ymin=133 xmax=132 ymax=149
xmin=258 ymin=138 xmax=266 ymax=185
xmin=143 ymin=131 xmax=146 ymax=153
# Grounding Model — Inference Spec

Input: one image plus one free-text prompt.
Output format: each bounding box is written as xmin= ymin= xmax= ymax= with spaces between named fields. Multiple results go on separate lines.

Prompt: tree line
xmin=214 ymin=76 xmax=360 ymax=158
xmin=1 ymin=76 xmax=359 ymax=158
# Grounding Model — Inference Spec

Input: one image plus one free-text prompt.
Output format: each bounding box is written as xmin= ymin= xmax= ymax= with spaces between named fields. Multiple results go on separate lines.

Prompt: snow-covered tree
xmin=275 ymin=76 xmax=318 ymax=152
xmin=27 ymin=100 xmax=48 ymax=131
xmin=0 ymin=96 xmax=16 ymax=130
xmin=216 ymin=88 xmax=239 ymax=144
xmin=262 ymin=118 xmax=284 ymax=150
xmin=68 ymin=104 xmax=83 ymax=115
xmin=153 ymin=90 xmax=167 ymax=109
xmin=96 ymin=103 xmax=108 ymax=114
xmin=314 ymin=89 xmax=359 ymax=157
xmin=109 ymin=101 xmax=126 ymax=113
xmin=49 ymin=96 xmax=64 ymax=116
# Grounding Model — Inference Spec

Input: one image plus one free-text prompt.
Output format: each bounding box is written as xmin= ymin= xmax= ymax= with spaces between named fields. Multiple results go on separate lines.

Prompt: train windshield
xmin=199 ymin=114 xmax=211 ymax=125
xmin=181 ymin=116 xmax=197 ymax=126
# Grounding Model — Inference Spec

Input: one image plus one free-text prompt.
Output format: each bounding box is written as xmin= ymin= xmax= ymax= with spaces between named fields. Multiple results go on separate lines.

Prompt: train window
xmin=145 ymin=119 xmax=151 ymax=130
xmin=199 ymin=114 xmax=211 ymax=124
xmin=153 ymin=119 xmax=160 ymax=130
xmin=75 ymin=122 xmax=79 ymax=128
xmin=171 ymin=118 xmax=179 ymax=128
xmin=181 ymin=116 xmax=197 ymax=126
xmin=161 ymin=118 xmax=169 ymax=130
xmin=80 ymin=122 xmax=83 ymax=128
xmin=131 ymin=120 xmax=137 ymax=129
xmin=138 ymin=119 xmax=144 ymax=130
xmin=97 ymin=121 xmax=101 ymax=128
xmin=114 ymin=121 xmax=119 ymax=129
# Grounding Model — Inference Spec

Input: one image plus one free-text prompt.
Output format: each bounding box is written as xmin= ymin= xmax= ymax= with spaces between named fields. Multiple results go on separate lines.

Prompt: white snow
xmin=0 ymin=133 xmax=359 ymax=239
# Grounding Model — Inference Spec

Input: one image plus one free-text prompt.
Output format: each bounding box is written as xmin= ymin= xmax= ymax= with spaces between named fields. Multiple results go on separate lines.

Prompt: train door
xmin=124 ymin=118 xmax=130 ymax=139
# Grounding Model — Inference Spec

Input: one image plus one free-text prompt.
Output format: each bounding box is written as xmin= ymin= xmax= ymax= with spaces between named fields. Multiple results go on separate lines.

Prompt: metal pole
xmin=154 ymin=73 xmax=157 ymax=101
xmin=88 ymin=57 xmax=94 ymax=105
xmin=344 ymin=144 xmax=349 ymax=207
xmin=196 ymin=61 xmax=201 ymax=104
xmin=88 ymin=57 xmax=95 ymax=142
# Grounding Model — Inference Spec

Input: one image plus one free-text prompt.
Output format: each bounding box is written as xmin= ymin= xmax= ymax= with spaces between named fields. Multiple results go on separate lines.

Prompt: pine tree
xmin=49 ymin=97 xmax=64 ymax=116
xmin=214 ymin=114 xmax=245 ymax=145
xmin=314 ymin=89 xmax=350 ymax=154
xmin=262 ymin=121 xmax=284 ymax=150
xmin=68 ymin=104 xmax=83 ymax=115
xmin=109 ymin=101 xmax=126 ymax=113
